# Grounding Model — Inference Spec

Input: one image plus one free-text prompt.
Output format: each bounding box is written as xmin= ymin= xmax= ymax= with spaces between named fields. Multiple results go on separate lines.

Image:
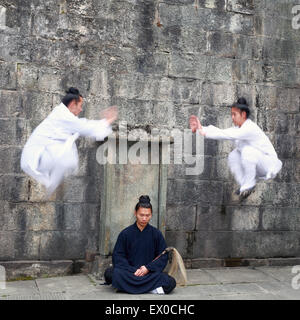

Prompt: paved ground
xmin=0 ymin=266 xmax=300 ymax=300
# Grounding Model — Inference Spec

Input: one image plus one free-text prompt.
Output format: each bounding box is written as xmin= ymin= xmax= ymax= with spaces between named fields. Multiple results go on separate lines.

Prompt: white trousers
xmin=228 ymin=146 xmax=282 ymax=192
xmin=37 ymin=143 xmax=78 ymax=195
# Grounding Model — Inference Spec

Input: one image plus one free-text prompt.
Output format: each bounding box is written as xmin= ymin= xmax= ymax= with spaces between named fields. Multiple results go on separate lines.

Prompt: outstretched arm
xmin=62 ymin=106 xmax=118 ymax=140
xmin=189 ymin=115 xmax=206 ymax=136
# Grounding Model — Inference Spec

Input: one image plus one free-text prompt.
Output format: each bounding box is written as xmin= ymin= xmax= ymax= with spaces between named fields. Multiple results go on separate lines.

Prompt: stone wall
xmin=0 ymin=0 xmax=299 ymax=267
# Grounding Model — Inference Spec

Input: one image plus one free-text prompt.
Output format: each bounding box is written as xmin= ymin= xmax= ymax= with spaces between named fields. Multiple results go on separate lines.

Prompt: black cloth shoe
xmin=104 ymin=266 xmax=113 ymax=285
xmin=239 ymin=186 xmax=255 ymax=201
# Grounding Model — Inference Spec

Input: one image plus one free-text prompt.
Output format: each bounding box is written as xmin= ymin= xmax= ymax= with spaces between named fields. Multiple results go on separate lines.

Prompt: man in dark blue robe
xmin=104 ymin=196 xmax=176 ymax=294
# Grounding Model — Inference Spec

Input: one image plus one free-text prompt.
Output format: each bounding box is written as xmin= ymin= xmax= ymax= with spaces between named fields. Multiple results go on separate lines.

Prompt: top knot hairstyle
xmin=135 ymin=195 xmax=152 ymax=212
xmin=231 ymin=97 xmax=250 ymax=118
xmin=61 ymin=87 xmax=82 ymax=107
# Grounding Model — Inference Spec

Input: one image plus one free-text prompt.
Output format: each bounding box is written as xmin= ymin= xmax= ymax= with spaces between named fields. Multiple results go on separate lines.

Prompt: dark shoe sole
xmin=239 ymin=187 xmax=255 ymax=201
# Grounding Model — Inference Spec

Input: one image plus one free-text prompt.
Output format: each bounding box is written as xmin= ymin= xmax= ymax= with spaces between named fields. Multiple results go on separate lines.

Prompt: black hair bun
xmin=66 ymin=87 xmax=80 ymax=95
xmin=237 ymin=97 xmax=248 ymax=105
xmin=139 ymin=195 xmax=151 ymax=204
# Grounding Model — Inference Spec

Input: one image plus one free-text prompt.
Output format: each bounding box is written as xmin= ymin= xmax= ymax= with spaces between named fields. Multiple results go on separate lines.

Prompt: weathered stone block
xmin=275 ymin=159 xmax=294 ymax=183
xmin=165 ymin=230 xmax=195 ymax=259
xmin=229 ymin=206 xmax=260 ymax=231
xmin=231 ymin=231 xmax=300 ymax=258
xmin=211 ymin=155 xmax=232 ymax=181
xmin=226 ymin=0 xmax=254 ymax=15
xmin=156 ymin=25 xmax=207 ymax=54
xmin=206 ymin=57 xmax=233 ymax=82
xmin=232 ymin=59 xmax=249 ymax=83
xmin=227 ymin=12 xmax=254 ymax=35
xmin=254 ymin=85 xmax=278 ymax=111
xmin=222 ymin=181 xmax=276 ymax=207
xmin=0 ymin=175 xmax=29 ymax=202
xmin=4 ymin=5 xmax=32 ymax=36
xmin=196 ymin=205 xmax=231 ymax=231
xmin=1 ymin=260 xmax=73 ymax=280
xmin=38 ymin=66 xmax=62 ymax=93
xmin=276 ymin=87 xmax=300 ymax=113
xmin=167 ymin=179 xmax=224 ymax=205
xmin=200 ymin=82 xmax=235 ymax=106
xmin=58 ymin=176 xmax=89 ymax=203
xmin=0 ymin=231 xmax=15 ymax=260
xmin=32 ymin=12 xmax=60 ymax=38
xmin=168 ymin=155 xmax=212 ymax=181
xmin=261 ymin=38 xmax=299 ymax=65
xmin=1 ymin=202 xmax=58 ymax=232
xmin=166 ymin=204 xmax=196 ymax=231
xmin=193 ymin=231 xmax=233 ymax=258
xmin=259 ymin=14 xmax=296 ymax=40
xmin=135 ymin=52 xmax=169 ymax=76
xmin=262 ymin=207 xmax=300 ymax=231
xmin=20 ymin=90 xmax=53 ymax=120
xmin=207 ymin=31 xmax=236 ymax=58
xmin=0 ymin=90 xmax=22 ymax=118
xmin=169 ymin=53 xmax=208 ymax=79
xmin=0 ymin=62 xmax=17 ymax=90
xmin=274 ymin=134 xmax=295 ymax=159
xmin=0 ymin=119 xmax=28 ymax=145
xmin=39 ymin=231 xmax=97 ymax=260
xmin=56 ymin=203 xmax=99 ymax=231
xmin=0 ymin=33 xmax=32 ymax=63
xmin=17 ymin=64 xmax=39 ymax=90
xmin=0 ymin=147 xmax=22 ymax=174
xmin=13 ymin=231 xmax=41 ymax=260
xmin=294 ymin=160 xmax=300 ymax=183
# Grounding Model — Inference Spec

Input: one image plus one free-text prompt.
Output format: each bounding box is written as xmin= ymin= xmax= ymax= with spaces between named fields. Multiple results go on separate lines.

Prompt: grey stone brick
xmin=226 ymin=0 xmax=254 ymax=15
xmin=39 ymin=230 xmax=97 ymax=260
xmin=0 ymin=231 xmax=16 ymax=260
xmin=169 ymin=53 xmax=208 ymax=79
xmin=196 ymin=205 xmax=231 ymax=231
xmin=200 ymin=82 xmax=235 ymax=106
xmin=0 ymin=175 xmax=29 ymax=202
xmin=193 ymin=231 xmax=233 ymax=258
xmin=166 ymin=204 xmax=196 ymax=231
xmin=165 ymin=230 xmax=195 ymax=259
xmin=231 ymin=231 xmax=300 ymax=258
xmin=262 ymin=207 xmax=300 ymax=231
xmin=167 ymin=179 xmax=224 ymax=205
xmin=0 ymin=147 xmax=22 ymax=174
xmin=0 ymin=90 xmax=22 ymax=118
xmin=0 ymin=119 xmax=28 ymax=145
xmin=0 ymin=62 xmax=17 ymax=90
xmin=13 ymin=231 xmax=41 ymax=260
xmin=229 ymin=206 xmax=260 ymax=231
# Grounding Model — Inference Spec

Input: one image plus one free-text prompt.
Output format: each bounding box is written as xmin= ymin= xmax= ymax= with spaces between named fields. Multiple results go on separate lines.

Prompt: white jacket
xmin=21 ymin=103 xmax=112 ymax=187
xmin=203 ymin=119 xmax=278 ymax=157
xmin=202 ymin=119 xmax=282 ymax=179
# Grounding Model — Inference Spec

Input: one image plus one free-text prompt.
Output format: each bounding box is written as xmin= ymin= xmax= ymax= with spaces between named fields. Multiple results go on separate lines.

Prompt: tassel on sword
xmin=153 ymin=247 xmax=188 ymax=286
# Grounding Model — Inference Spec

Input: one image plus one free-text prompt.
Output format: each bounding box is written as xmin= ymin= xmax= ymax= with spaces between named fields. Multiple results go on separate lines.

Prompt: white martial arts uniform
xmin=21 ymin=103 xmax=112 ymax=195
xmin=202 ymin=119 xmax=282 ymax=192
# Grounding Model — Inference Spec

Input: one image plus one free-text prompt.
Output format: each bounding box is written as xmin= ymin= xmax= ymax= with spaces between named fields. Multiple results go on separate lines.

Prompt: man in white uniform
xmin=189 ymin=98 xmax=282 ymax=200
xmin=21 ymin=87 xmax=117 ymax=196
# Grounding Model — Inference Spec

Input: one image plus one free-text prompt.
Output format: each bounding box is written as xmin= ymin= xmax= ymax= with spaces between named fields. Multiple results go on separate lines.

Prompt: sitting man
xmin=104 ymin=195 xmax=176 ymax=295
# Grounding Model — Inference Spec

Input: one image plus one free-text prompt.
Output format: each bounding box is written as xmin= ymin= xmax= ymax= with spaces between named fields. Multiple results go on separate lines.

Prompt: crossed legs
xmin=228 ymin=146 xmax=270 ymax=197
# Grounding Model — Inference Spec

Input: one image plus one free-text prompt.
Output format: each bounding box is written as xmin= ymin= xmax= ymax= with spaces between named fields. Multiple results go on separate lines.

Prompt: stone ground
xmin=1 ymin=266 xmax=300 ymax=300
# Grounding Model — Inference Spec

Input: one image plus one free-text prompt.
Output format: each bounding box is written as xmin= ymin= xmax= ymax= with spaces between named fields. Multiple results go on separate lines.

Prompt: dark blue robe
xmin=111 ymin=223 xmax=170 ymax=294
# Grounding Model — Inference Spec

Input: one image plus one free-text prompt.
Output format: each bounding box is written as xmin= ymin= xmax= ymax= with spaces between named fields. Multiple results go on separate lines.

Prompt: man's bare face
xmin=68 ymin=97 xmax=83 ymax=116
xmin=231 ymin=107 xmax=246 ymax=127
xmin=135 ymin=207 xmax=152 ymax=229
